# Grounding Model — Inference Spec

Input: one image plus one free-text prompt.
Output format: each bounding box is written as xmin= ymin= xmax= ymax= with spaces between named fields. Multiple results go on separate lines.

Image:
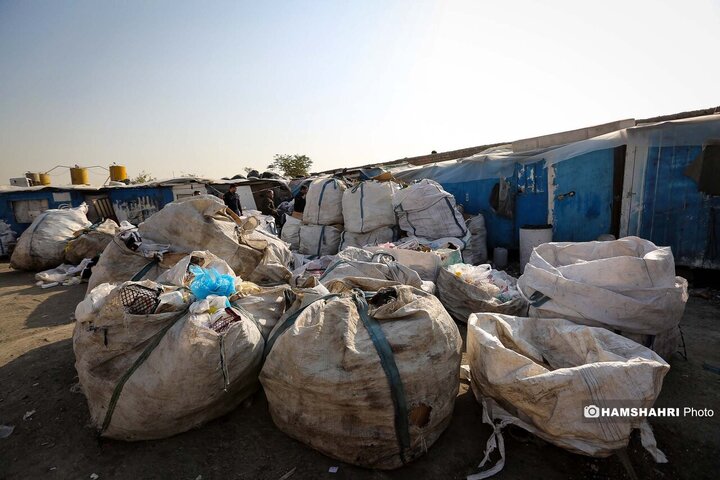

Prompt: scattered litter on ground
xmin=23 ymin=410 xmax=36 ymax=420
xmin=0 ymin=424 xmax=14 ymax=438
xmin=278 ymin=467 xmax=296 ymax=480
xmin=328 ymin=466 xmax=339 ymax=473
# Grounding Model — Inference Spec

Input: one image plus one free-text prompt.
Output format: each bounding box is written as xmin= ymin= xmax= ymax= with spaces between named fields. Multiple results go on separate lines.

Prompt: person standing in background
xmin=223 ymin=184 xmax=242 ymax=216
xmin=292 ymin=184 xmax=308 ymax=219
xmin=259 ymin=189 xmax=279 ymax=223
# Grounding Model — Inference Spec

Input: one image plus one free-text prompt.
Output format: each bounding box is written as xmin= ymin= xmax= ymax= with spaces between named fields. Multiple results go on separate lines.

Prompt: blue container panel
xmin=552 ymin=149 xmax=615 ymax=242
xmin=639 ymin=145 xmax=720 ymax=268
xmin=0 ymin=190 xmax=88 ymax=236
xmin=108 ymin=187 xmax=172 ymax=225
xmin=515 ymin=160 xmax=549 ymax=241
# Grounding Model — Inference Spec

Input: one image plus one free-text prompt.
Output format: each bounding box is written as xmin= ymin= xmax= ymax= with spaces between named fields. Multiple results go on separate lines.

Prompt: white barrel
xmin=520 ymin=224 xmax=553 ymax=272
xmin=493 ymin=247 xmax=508 ymax=269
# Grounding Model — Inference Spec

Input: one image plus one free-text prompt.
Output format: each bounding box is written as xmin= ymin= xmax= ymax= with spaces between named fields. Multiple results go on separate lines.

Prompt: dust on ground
xmin=0 ymin=261 xmax=718 ymax=480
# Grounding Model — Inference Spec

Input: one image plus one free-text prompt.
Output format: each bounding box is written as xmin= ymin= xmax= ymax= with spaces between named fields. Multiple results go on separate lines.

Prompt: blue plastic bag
xmin=188 ymin=265 xmax=236 ymax=300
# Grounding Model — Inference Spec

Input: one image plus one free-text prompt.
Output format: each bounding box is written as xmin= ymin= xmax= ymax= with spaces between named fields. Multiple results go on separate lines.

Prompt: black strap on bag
xmin=350 ymin=291 xmax=411 ymax=465
xmin=99 ymin=308 xmax=188 ymax=436
xmin=262 ymin=290 xmax=412 ymax=464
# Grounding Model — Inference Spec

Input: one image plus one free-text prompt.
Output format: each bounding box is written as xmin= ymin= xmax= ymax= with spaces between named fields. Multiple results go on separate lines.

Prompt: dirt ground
xmin=0 ymin=260 xmax=718 ymax=480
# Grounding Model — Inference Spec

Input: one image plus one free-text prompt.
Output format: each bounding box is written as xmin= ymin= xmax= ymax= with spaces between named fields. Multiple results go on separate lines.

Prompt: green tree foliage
xmin=130 ymin=170 xmax=156 ymax=184
xmin=267 ymin=154 xmax=312 ymax=178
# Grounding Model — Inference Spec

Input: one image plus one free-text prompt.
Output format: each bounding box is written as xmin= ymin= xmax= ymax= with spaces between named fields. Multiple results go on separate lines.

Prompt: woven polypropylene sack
xmin=463 ymin=215 xmax=488 ymax=265
xmin=436 ymin=267 xmax=526 ymax=323
xmin=261 ymin=286 xmax=461 ymax=469
xmin=280 ymin=214 xmax=301 ymax=250
xmin=339 ymin=226 xmax=395 ymax=251
xmin=518 ymin=236 xmax=688 ymax=339
xmin=466 ymin=312 xmax=669 ymax=478
xmin=88 ymin=197 xmax=292 ymax=289
xmin=11 ymin=204 xmax=91 ymax=271
xmin=303 ymin=177 xmax=346 ymax=225
xmin=342 ymin=181 xmax=398 ymax=233
xmin=73 ymin=279 xmax=263 ymax=440
xmin=391 ymin=180 xmax=467 ymax=240
xmin=298 ymin=224 xmax=343 ymax=256
xmin=65 ymin=219 xmax=119 ymax=265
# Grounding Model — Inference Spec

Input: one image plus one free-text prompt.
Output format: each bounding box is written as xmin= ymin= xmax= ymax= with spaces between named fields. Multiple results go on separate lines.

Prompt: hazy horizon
xmin=1 ymin=0 xmax=719 ymax=185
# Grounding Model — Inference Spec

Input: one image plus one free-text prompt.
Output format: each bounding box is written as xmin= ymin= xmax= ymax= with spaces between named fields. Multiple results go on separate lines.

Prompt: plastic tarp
xmin=392 ymin=180 xmax=467 ymax=240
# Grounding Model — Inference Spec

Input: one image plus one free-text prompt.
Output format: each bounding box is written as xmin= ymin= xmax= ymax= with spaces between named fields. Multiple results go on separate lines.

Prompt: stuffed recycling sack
xmin=466 ymin=312 xmax=669 ymax=479
xmin=517 ymin=237 xmax=688 ymax=357
xmin=64 ymin=219 xmax=120 ymax=265
xmin=338 ymin=227 xmax=395 ymax=251
xmin=261 ymin=286 xmax=461 ymax=469
xmin=437 ymin=264 xmax=526 ymax=323
xmin=88 ymin=196 xmax=292 ymax=290
xmin=391 ymin=180 xmax=467 ymax=240
xmin=11 ymin=204 xmax=92 ymax=271
xmin=342 ymin=181 xmax=398 ymax=233
xmin=298 ymin=224 xmax=343 ymax=256
xmin=315 ymin=247 xmax=424 ymax=293
xmin=303 ymin=177 xmax=346 ymax=225
xmin=463 ymin=214 xmax=488 ymax=265
xmin=280 ymin=214 xmax=301 ymax=250
xmin=73 ymin=256 xmax=263 ymax=440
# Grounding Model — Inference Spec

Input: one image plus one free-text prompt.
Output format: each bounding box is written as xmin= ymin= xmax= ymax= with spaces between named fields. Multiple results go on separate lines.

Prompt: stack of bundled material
xmin=73 ymin=252 xmax=263 ymax=440
xmin=88 ymin=196 xmax=292 ymax=290
xmin=64 ymin=219 xmax=121 ymax=264
xmin=437 ymin=263 xmax=526 ymax=323
xmin=11 ymin=204 xmax=92 ymax=271
xmin=466 ymin=312 xmax=669 ymax=478
xmin=391 ymin=180 xmax=467 ymax=241
xmin=462 ymin=214 xmax=488 ymax=265
xmin=0 ymin=220 xmax=17 ymax=257
xmin=339 ymin=180 xmax=399 ymax=250
xmin=517 ymin=236 xmax=688 ymax=360
xmin=292 ymin=247 xmax=425 ymax=292
xmin=299 ymin=177 xmax=346 ymax=256
xmin=260 ymin=284 xmax=461 ymax=469
xmin=279 ymin=214 xmax=301 ymax=250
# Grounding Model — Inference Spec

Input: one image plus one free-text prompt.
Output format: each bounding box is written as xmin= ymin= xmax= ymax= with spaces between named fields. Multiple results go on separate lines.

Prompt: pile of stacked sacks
xmin=298 ymin=176 xmax=346 ymax=256
xmin=66 ymin=183 xmax=687 ymax=478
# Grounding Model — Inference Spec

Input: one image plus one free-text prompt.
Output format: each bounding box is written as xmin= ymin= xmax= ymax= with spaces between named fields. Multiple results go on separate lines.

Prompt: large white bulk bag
xmin=64 ymin=219 xmax=120 ymax=265
xmin=342 ymin=181 xmax=398 ymax=233
xmin=303 ymin=177 xmax=346 ymax=225
xmin=279 ymin=214 xmax=301 ymax=250
xmin=467 ymin=312 xmax=669 ymax=479
xmin=88 ymin=197 xmax=292 ymax=290
xmin=260 ymin=286 xmax=461 ymax=469
xmin=11 ymin=204 xmax=91 ymax=271
xmin=73 ymin=263 xmax=263 ymax=440
xmin=339 ymin=226 xmax=395 ymax=250
xmin=391 ymin=180 xmax=467 ymax=240
xmin=298 ymin=224 xmax=342 ymax=257
xmin=317 ymin=247 xmax=424 ymax=292
xmin=517 ymin=236 xmax=688 ymax=358
xmin=463 ymin=214 xmax=488 ymax=265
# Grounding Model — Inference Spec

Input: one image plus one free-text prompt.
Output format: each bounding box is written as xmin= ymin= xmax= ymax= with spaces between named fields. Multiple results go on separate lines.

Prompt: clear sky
xmin=1 ymin=0 xmax=718 ymax=185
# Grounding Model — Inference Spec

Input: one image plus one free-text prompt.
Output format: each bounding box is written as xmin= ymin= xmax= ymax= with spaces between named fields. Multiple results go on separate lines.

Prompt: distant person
xmin=293 ymin=185 xmax=308 ymax=218
xmin=223 ymin=184 xmax=242 ymax=216
xmin=259 ymin=190 xmax=279 ymax=222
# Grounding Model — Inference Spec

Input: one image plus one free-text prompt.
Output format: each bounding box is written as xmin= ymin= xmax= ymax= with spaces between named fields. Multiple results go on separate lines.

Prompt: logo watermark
xmin=583 ymin=404 xmax=714 ymax=419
